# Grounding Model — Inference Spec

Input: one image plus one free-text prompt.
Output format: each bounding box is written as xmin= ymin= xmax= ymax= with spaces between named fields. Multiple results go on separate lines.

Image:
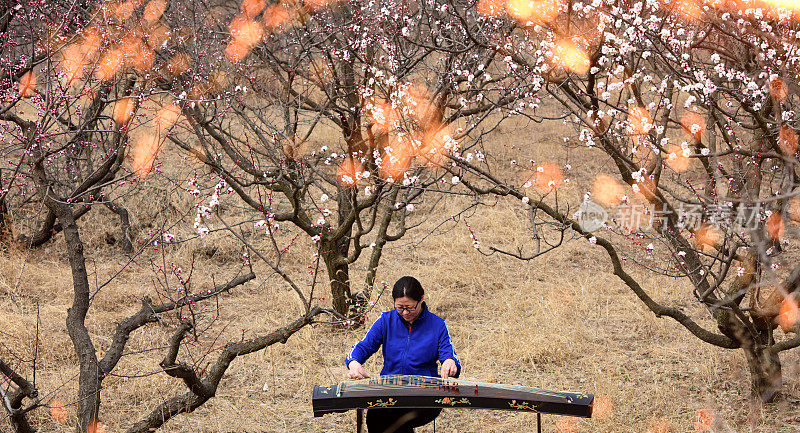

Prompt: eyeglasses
xmin=395 ymin=301 xmax=419 ymax=313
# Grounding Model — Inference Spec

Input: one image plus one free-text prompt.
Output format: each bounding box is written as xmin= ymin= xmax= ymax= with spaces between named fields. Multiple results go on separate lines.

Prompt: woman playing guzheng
xmin=345 ymin=276 xmax=461 ymax=433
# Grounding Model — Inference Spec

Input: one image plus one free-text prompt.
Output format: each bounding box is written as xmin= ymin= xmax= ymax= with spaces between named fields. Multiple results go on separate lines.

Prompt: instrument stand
xmin=354 ymin=409 xmax=542 ymax=432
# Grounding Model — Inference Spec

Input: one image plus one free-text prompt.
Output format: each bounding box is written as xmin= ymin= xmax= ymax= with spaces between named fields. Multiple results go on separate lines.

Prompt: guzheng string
xmin=340 ymin=375 xmax=570 ymax=400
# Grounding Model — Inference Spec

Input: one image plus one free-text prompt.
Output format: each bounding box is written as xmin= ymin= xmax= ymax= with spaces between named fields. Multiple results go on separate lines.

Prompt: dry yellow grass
xmin=1 ymin=115 xmax=799 ymax=433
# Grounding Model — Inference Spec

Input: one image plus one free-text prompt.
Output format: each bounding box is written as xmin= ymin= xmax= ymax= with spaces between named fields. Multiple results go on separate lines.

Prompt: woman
xmin=345 ymin=276 xmax=461 ymax=433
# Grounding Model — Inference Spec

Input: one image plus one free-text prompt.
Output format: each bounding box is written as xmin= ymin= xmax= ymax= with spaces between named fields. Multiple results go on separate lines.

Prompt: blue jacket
xmin=345 ymin=302 xmax=461 ymax=378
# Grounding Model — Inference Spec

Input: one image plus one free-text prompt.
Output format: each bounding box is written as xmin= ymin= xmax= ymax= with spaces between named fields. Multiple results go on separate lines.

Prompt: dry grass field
xmin=2 ymin=114 xmax=799 ymax=433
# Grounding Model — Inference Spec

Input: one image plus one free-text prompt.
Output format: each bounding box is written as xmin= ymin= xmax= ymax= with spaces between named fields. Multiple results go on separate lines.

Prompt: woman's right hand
xmin=347 ymin=360 xmax=371 ymax=379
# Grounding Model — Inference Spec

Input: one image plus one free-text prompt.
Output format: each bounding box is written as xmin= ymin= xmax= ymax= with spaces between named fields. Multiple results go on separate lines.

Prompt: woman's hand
xmin=441 ymin=359 xmax=458 ymax=379
xmin=347 ymin=360 xmax=371 ymax=379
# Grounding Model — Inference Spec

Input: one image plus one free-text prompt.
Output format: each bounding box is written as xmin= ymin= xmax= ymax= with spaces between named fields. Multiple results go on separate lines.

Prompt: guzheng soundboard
xmin=312 ymin=375 xmax=593 ymax=418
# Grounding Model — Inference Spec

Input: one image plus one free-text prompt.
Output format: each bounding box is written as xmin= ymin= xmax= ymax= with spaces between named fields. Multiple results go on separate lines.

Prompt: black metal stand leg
xmin=537 ymin=413 xmax=542 ymax=433
xmin=356 ymin=409 xmax=363 ymax=433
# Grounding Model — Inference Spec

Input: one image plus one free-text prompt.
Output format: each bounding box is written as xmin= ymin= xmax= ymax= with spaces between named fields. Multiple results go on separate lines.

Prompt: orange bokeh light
xmin=226 ymin=15 xmax=263 ymax=62
xmin=114 ymin=1 xmax=136 ymax=22
xmin=770 ymin=76 xmax=788 ymax=104
xmin=145 ymin=22 xmax=171 ymax=49
xmin=208 ymin=70 xmax=229 ymax=93
xmin=225 ymin=40 xmax=252 ymax=63
xmin=789 ymin=196 xmax=800 ymax=223
xmin=693 ymin=409 xmax=714 ymax=432
xmin=155 ymin=103 xmax=181 ymax=130
xmin=263 ymin=4 xmax=294 ymax=29
xmin=764 ymin=0 xmax=800 ymax=12
xmin=417 ymin=124 xmax=453 ymax=166
xmin=143 ymin=0 xmax=167 ymax=23
xmin=555 ymin=416 xmax=579 ymax=433
xmin=337 ymin=157 xmax=364 ymax=188
xmin=87 ymin=419 xmax=107 ymax=433
xmin=242 ymin=0 xmax=266 ymax=17
xmin=133 ymin=46 xmax=155 ymax=72
xmin=592 ymin=395 xmax=613 ymax=419
xmin=230 ymin=15 xmax=264 ymax=47
xmin=304 ymin=0 xmax=330 ymax=10
xmin=628 ymin=106 xmax=652 ymax=136
xmin=777 ymin=296 xmax=799 ymax=331
xmin=680 ymin=111 xmax=705 ymax=142
xmin=403 ymin=86 xmax=435 ymax=126
xmin=693 ymin=224 xmax=721 ymax=251
xmin=634 ymin=176 xmax=657 ymax=203
xmin=113 ymin=97 xmax=136 ymax=126
xmin=766 ymin=213 xmax=784 ymax=240
xmin=507 ymin=0 xmax=536 ymax=19
xmin=647 ymin=417 xmax=674 ymax=433
xmin=550 ymin=40 xmax=590 ymax=75
xmin=673 ymin=0 xmax=704 ymax=21
xmin=379 ymin=140 xmax=413 ymax=181
xmin=507 ymin=0 xmax=561 ymax=22
xmin=60 ymin=45 xmax=87 ymax=83
xmin=667 ymin=146 xmax=690 ymax=172
xmin=121 ymin=35 xmax=143 ymax=64
xmin=371 ymin=102 xmax=399 ymax=132
xmin=546 ymin=284 xmax=573 ymax=311
xmin=593 ymin=174 xmax=624 ymax=207
xmin=50 ymin=400 xmax=68 ymax=424
xmin=533 ymin=162 xmax=563 ymax=191
xmin=167 ymin=52 xmax=192 ymax=76
xmin=477 ymin=0 xmax=505 ymax=17
xmin=96 ymin=49 xmax=124 ymax=81
xmin=19 ymin=70 xmax=36 ymax=97
xmin=779 ymin=125 xmax=798 ymax=156
xmin=132 ymin=134 xmax=162 ymax=177
xmin=189 ymin=82 xmax=211 ymax=100
xmin=80 ymin=30 xmax=102 ymax=58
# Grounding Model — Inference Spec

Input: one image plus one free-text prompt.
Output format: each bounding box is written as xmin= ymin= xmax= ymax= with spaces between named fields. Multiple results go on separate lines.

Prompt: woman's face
xmin=394 ymin=295 xmax=423 ymax=324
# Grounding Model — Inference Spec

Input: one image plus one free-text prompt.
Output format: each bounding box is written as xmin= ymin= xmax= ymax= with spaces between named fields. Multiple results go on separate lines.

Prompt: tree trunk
xmin=104 ymin=201 xmax=133 ymax=253
xmin=50 ymin=202 xmax=103 ymax=432
xmin=325 ymin=166 xmax=358 ymax=320
xmin=322 ymin=249 xmax=354 ymax=319
xmin=742 ymin=341 xmax=782 ymax=403
xmin=0 ymin=191 xmax=10 ymax=246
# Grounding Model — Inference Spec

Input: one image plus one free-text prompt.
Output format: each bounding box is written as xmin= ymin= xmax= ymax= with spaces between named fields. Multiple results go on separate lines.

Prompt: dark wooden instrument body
xmin=312 ymin=375 xmax=593 ymax=418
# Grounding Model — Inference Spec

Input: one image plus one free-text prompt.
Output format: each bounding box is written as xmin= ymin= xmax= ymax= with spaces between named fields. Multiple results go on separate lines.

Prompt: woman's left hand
xmin=441 ymin=359 xmax=458 ymax=379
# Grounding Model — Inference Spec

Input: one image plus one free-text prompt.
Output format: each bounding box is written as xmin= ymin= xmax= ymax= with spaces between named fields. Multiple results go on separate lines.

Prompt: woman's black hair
xmin=392 ymin=276 xmax=424 ymax=301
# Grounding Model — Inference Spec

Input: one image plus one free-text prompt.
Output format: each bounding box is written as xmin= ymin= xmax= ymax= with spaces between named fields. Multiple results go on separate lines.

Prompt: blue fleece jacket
xmin=345 ymin=302 xmax=461 ymax=378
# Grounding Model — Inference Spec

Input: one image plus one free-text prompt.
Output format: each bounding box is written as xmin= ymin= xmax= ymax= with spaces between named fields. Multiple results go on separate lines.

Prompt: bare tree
xmin=450 ymin=0 xmax=800 ymax=402
xmin=162 ymin=0 xmax=542 ymax=320
xmin=0 ymin=1 xmax=332 ymax=432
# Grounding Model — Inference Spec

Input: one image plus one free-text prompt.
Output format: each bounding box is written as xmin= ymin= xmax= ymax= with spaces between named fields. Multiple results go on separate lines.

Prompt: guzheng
xmin=312 ymin=375 xmax=593 ymax=418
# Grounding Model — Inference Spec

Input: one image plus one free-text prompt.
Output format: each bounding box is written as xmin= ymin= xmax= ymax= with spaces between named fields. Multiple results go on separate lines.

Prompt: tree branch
xmin=125 ymin=306 xmax=323 ymax=433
